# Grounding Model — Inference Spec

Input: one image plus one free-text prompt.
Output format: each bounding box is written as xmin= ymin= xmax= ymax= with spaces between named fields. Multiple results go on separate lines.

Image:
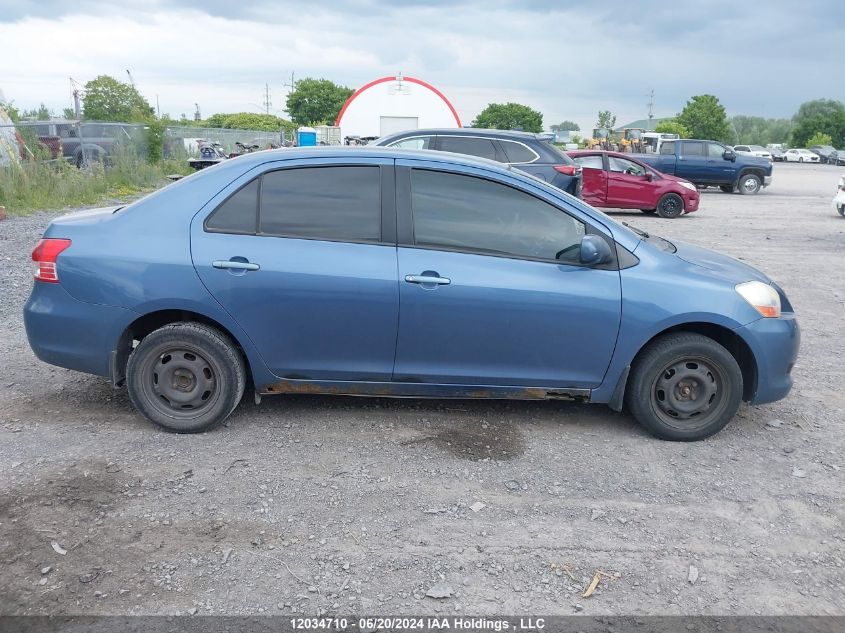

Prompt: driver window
xmin=608 ymin=156 xmax=646 ymax=176
xmin=708 ymin=143 xmax=726 ymax=158
xmin=410 ymin=169 xmax=586 ymax=264
xmin=389 ymin=136 xmax=432 ymax=150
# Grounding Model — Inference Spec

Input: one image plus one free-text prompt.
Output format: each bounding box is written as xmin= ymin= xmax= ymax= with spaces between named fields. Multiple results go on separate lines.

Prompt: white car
xmin=784 ymin=148 xmax=821 ymax=163
xmin=835 ymin=174 xmax=845 ymax=217
xmin=734 ymin=144 xmax=772 ymax=160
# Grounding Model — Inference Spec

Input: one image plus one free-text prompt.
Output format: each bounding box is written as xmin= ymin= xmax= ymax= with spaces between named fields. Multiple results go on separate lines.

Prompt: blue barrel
xmin=297 ymin=127 xmax=317 ymax=147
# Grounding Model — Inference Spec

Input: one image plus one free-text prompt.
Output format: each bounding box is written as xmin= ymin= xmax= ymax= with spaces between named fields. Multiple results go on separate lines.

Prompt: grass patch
xmin=0 ymin=150 xmax=192 ymax=217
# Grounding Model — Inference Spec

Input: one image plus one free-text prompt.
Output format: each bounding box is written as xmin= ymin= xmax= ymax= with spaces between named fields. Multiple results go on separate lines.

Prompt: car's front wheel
xmin=738 ymin=173 xmax=762 ymax=195
xmin=656 ymin=193 xmax=684 ymax=218
xmin=838 ymin=204 xmax=845 ymax=217
xmin=626 ymin=333 xmax=743 ymax=441
xmin=126 ymin=323 xmax=246 ymax=433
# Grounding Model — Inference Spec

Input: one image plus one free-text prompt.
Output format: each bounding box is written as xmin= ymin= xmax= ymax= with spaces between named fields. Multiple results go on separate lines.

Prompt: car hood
xmin=672 ymin=240 xmax=771 ymax=284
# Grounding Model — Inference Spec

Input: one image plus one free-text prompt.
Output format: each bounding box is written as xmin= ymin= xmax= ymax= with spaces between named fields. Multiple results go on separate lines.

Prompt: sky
xmin=1 ymin=0 xmax=843 ymax=132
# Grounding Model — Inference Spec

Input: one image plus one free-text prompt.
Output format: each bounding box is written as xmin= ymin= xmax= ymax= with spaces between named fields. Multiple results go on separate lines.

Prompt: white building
xmin=335 ymin=74 xmax=462 ymax=138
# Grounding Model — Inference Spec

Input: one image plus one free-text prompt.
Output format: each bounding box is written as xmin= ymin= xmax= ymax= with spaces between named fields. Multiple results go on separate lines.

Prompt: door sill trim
xmin=261 ymin=378 xmax=591 ymax=401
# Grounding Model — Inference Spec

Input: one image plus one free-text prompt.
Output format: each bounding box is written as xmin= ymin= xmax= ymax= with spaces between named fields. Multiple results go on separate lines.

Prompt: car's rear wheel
xmin=720 ymin=184 xmax=734 ymax=193
xmin=656 ymin=193 xmax=684 ymax=218
xmin=738 ymin=173 xmax=761 ymax=195
xmin=626 ymin=333 xmax=743 ymax=441
xmin=126 ymin=323 xmax=246 ymax=433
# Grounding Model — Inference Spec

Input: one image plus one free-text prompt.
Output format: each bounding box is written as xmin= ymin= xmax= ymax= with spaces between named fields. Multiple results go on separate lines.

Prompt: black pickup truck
xmin=636 ymin=138 xmax=773 ymax=194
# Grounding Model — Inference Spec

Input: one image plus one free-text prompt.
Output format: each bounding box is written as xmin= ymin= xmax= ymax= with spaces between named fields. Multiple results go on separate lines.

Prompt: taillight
xmin=32 ymin=238 xmax=71 ymax=283
xmin=554 ymin=165 xmax=578 ymax=176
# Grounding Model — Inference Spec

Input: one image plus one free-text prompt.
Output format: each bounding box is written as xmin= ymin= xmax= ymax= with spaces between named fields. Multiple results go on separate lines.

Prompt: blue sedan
xmin=24 ymin=148 xmax=799 ymax=440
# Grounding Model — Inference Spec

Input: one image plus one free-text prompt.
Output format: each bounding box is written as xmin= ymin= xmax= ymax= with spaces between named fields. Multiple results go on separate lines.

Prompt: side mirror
xmin=643 ymin=172 xmax=654 ymax=181
xmin=723 ymin=149 xmax=736 ymax=162
xmin=579 ymin=235 xmax=614 ymax=266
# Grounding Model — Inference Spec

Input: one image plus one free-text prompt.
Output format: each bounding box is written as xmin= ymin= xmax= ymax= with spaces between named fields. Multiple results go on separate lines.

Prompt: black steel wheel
xmin=626 ymin=333 xmax=743 ymax=441
xmin=126 ymin=323 xmax=245 ymax=432
xmin=656 ymin=193 xmax=684 ymax=218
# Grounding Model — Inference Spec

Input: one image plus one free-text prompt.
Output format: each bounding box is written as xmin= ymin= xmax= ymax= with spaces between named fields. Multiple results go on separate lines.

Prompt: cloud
xmin=1 ymin=0 xmax=842 ymax=131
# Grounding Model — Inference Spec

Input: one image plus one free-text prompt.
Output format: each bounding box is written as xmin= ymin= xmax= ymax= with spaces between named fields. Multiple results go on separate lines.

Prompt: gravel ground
xmin=0 ymin=163 xmax=843 ymax=617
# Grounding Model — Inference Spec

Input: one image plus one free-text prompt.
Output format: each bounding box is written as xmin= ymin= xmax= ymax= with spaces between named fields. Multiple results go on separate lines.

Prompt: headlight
xmin=679 ymin=181 xmax=697 ymax=192
xmin=736 ymin=281 xmax=781 ymax=318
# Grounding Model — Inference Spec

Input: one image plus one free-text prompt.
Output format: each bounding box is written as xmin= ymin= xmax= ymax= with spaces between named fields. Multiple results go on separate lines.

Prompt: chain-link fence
xmin=0 ymin=120 xmax=289 ymax=168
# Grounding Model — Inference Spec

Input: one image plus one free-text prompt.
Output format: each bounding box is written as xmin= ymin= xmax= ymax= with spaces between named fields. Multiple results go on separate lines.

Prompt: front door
xmin=606 ymin=155 xmax=653 ymax=208
xmin=191 ymin=161 xmax=399 ymax=381
xmin=392 ymin=165 xmax=622 ymax=388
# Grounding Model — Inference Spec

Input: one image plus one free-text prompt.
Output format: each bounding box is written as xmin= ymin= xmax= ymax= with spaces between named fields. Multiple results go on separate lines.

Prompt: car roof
xmin=376 ymin=128 xmax=551 ymax=142
xmin=567 ymin=149 xmax=646 ymax=161
xmin=200 ymin=146 xmax=515 ymax=173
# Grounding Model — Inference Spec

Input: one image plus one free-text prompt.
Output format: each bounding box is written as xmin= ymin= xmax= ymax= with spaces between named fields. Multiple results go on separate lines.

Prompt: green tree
xmin=550 ymin=120 xmax=580 ymax=132
xmin=0 ymin=100 xmax=20 ymax=122
xmin=471 ymin=102 xmax=543 ymax=133
xmin=21 ymin=103 xmax=52 ymax=120
xmin=221 ymin=112 xmax=296 ymax=134
xmin=790 ymin=99 xmax=845 ymax=148
xmin=285 ymin=78 xmax=353 ymax=126
xmin=654 ymin=119 xmax=689 ymax=138
xmin=62 ymin=107 xmax=76 ymax=120
xmin=595 ymin=110 xmax=616 ymax=130
xmin=82 ymin=75 xmax=153 ymax=122
xmin=806 ymin=131 xmax=834 ymax=147
xmin=731 ymin=115 xmax=793 ymax=145
xmin=675 ymin=95 xmax=731 ymax=142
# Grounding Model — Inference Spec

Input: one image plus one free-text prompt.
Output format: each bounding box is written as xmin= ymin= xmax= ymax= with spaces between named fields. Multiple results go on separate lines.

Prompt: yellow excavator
xmin=618 ymin=128 xmax=646 ymax=153
xmin=587 ymin=128 xmax=616 ymax=150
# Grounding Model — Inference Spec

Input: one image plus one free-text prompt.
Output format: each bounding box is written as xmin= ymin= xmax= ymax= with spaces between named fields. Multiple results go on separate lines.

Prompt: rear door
xmin=570 ymin=154 xmax=607 ymax=205
xmin=675 ymin=141 xmax=707 ymax=181
xmin=392 ymin=161 xmax=621 ymax=388
xmin=191 ymin=158 xmax=399 ymax=381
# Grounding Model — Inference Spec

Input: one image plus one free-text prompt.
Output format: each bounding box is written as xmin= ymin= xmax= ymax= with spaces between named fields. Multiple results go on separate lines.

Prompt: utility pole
xmin=647 ymin=88 xmax=655 ymax=128
xmin=263 ymin=83 xmax=271 ymax=115
xmin=69 ymin=77 xmax=84 ymax=119
xmin=194 ymin=103 xmax=201 ymax=122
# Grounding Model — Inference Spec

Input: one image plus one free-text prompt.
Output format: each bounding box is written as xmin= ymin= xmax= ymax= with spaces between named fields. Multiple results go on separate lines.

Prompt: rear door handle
xmin=405 ymin=274 xmax=450 ymax=285
xmin=212 ymin=260 xmax=260 ymax=271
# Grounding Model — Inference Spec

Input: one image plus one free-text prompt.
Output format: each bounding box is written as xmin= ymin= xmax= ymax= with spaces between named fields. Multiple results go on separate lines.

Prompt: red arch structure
xmin=335 ymin=75 xmax=462 ymax=128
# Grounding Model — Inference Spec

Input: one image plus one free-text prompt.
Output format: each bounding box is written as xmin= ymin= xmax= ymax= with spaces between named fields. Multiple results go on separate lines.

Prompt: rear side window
xmin=439 ymin=136 xmax=498 ymax=161
xmin=205 ymin=179 xmax=259 ymax=233
xmin=681 ymin=141 xmax=705 ymax=156
xmin=260 ymin=166 xmax=381 ymax=242
xmin=660 ymin=141 xmax=675 ymax=155
xmin=572 ymin=155 xmax=604 ymax=170
xmin=411 ymin=169 xmax=586 ymax=264
xmin=500 ymin=140 xmax=538 ymax=164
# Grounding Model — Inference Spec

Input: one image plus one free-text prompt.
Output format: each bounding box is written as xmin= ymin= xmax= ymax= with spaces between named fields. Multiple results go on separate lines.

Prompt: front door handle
xmin=405 ymin=274 xmax=450 ymax=285
xmin=212 ymin=260 xmax=260 ymax=271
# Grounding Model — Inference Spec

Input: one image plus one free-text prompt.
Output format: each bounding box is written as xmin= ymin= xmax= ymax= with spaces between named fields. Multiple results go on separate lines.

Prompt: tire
xmin=838 ymin=204 xmax=845 ymax=217
xmin=737 ymin=173 xmax=762 ymax=195
xmin=639 ymin=209 xmax=657 ymax=214
xmin=656 ymin=193 xmax=684 ymax=218
xmin=626 ymin=333 xmax=743 ymax=441
xmin=126 ymin=323 xmax=246 ymax=433
xmin=798 ymin=157 xmax=803 ymax=163
xmin=720 ymin=184 xmax=734 ymax=193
